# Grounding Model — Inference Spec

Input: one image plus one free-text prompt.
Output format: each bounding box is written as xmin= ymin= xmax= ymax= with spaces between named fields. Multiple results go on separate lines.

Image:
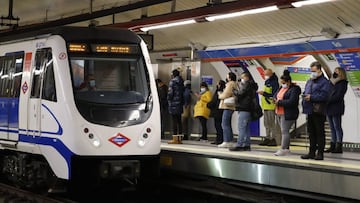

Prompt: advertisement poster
xmin=201 ymin=75 xmax=214 ymax=91
xmin=334 ymin=52 xmax=360 ymax=98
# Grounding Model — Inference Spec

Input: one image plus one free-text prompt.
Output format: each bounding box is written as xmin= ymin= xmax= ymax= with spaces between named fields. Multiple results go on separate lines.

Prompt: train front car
xmin=60 ymin=27 xmax=161 ymax=185
xmin=0 ymin=27 xmax=160 ymax=190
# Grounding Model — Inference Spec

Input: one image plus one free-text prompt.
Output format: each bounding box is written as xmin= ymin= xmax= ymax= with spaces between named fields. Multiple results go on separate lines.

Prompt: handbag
xmin=250 ymin=98 xmax=263 ymax=121
xmin=224 ymin=96 xmax=236 ymax=106
xmin=312 ymin=103 xmax=325 ymax=114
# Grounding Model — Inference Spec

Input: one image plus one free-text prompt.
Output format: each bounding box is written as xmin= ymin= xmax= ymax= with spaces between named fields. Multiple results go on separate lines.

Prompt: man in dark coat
xmin=167 ymin=69 xmax=184 ymax=143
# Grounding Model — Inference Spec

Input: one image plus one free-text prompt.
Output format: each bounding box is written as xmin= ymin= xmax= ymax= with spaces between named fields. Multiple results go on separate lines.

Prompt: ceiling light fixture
xmin=140 ymin=19 xmax=196 ymax=32
xmin=205 ymin=5 xmax=279 ymax=22
xmin=291 ymin=0 xmax=334 ymax=8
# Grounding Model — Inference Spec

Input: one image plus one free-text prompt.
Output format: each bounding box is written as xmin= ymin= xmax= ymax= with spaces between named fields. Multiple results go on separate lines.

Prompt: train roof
xmin=0 ymin=26 xmax=141 ymax=44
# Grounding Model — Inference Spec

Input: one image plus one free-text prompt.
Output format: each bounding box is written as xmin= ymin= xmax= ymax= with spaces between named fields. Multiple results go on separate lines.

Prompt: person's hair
xmin=228 ymin=72 xmax=237 ymax=81
xmin=335 ymin=67 xmax=347 ymax=80
xmin=280 ymin=70 xmax=292 ymax=83
xmin=218 ymin=80 xmax=226 ymax=91
xmin=172 ymin=69 xmax=180 ymax=77
xmin=310 ymin=61 xmax=322 ymax=70
xmin=241 ymin=72 xmax=251 ymax=79
xmin=200 ymin=81 xmax=208 ymax=89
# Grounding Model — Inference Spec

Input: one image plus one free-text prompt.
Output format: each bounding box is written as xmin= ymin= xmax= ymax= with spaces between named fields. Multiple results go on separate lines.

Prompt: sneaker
xmin=274 ymin=149 xmax=290 ymax=156
xmin=218 ymin=142 xmax=232 ymax=148
xmin=258 ymin=138 xmax=270 ymax=146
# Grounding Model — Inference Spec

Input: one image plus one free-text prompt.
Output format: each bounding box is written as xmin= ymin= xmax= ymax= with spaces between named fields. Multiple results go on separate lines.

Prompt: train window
xmin=12 ymin=56 xmax=24 ymax=98
xmin=41 ymin=58 xmax=56 ymax=102
xmin=31 ymin=48 xmax=52 ymax=99
xmin=0 ymin=56 xmax=15 ymax=97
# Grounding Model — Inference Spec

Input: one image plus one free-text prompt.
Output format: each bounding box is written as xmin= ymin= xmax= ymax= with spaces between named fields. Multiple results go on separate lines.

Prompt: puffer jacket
xmin=194 ymin=90 xmax=212 ymax=119
xmin=234 ymin=80 xmax=258 ymax=112
xmin=218 ymin=81 xmax=236 ymax=110
xmin=167 ymin=76 xmax=184 ymax=115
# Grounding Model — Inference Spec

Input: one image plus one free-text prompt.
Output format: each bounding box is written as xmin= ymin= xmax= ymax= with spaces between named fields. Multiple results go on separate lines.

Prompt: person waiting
xmin=194 ymin=82 xmax=212 ymax=141
xmin=207 ymin=80 xmax=226 ymax=145
xmin=217 ymin=72 xmax=237 ymax=148
xmin=273 ymin=70 xmax=301 ymax=156
xmin=229 ymin=72 xmax=258 ymax=151
xmin=257 ymin=68 xmax=280 ymax=146
xmin=325 ymin=67 xmax=348 ymax=153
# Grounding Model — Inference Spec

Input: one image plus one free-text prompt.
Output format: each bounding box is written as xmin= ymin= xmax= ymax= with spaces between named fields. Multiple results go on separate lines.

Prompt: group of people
xmin=156 ymin=61 xmax=348 ymax=160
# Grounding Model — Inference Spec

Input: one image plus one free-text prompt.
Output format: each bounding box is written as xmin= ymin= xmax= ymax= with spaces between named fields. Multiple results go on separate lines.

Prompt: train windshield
xmin=70 ymin=54 xmax=152 ymax=127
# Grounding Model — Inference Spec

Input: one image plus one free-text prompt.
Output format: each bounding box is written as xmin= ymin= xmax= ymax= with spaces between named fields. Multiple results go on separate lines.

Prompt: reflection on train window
xmin=31 ymin=48 xmax=55 ymax=100
xmin=71 ymin=57 xmax=148 ymax=95
xmin=0 ymin=54 xmax=24 ymax=98
xmin=42 ymin=58 xmax=56 ymax=102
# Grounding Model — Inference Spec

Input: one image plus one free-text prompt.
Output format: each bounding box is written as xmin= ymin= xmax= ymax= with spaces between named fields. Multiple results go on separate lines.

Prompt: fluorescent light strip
xmin=205 ymin=5 xmax=279 ymax=22
xmin=291 ymin=0 xmax=334 ymax=8
xmin=140 ymin=19 xmax=196 ymax=32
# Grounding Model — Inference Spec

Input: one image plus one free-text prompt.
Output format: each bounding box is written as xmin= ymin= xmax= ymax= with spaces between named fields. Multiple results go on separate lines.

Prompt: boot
xmin=168 ymin=135 xmax=182 ymax=144
xmin=314 ymin=151 xmax=324 ymax=160
xmin=259 ymin=138 xmax=270 ymax=146
xmin=332 ymin=142 xmax=343 ymax=153
xmin=301 ymin=151 xmax=315 ymax=159
xmin=324 ymin=142 xmax=335 ymax=153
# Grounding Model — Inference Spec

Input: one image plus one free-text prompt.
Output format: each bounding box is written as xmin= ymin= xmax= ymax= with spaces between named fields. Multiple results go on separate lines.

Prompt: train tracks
xmin=0 ymin=183 xmax=76 ymax=203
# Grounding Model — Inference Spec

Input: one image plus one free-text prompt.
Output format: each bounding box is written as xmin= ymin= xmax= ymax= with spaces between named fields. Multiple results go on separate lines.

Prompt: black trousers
xmin=214 ymin=116 xmax=223 ymax=143
xmin=198 ymin=116 xmax=208 ymax=140
xmin=307 ymin=113 xmax=326 ymax=155
xmin=171 ymin=114 xmax=182 ymax=135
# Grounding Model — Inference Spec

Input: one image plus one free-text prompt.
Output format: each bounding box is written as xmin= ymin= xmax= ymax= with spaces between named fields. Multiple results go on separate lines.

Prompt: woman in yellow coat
xmin=194 ymin=82 xmax=212 ymax=141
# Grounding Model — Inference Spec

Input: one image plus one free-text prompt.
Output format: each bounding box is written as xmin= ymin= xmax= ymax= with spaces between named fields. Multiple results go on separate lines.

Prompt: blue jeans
xmin=221 ymin=109 xmax=234 ymax=142
xmin=236 ymin=111 xmax=251 ymax=147
xmin=327 ymin=115 xmax=343 ymax=143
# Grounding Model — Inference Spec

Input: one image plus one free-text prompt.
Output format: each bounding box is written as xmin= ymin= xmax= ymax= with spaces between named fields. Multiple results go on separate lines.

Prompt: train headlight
xmin=138 ymin=139 xmax=146 ymax=147
xmin=93 ymin=138 xmax=101 ymax=147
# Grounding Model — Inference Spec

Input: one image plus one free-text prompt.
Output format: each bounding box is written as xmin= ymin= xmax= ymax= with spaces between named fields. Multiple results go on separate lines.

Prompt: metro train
xmin=0 ymin=26 xmax=160 ymax=190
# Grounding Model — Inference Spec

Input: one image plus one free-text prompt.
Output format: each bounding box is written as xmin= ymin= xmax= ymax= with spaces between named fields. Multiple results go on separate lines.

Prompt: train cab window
xmin=31 ymin=48 xmax=56 ymax=101
xmin=0 ymin=56 xmax=15 ymax=97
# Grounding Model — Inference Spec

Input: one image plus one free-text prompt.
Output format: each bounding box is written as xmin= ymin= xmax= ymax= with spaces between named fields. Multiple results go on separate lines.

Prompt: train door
xmin=0 ymin=54 xmax=23 ymax=142
xmin=28 ymin=48 xmax=52 ymax=138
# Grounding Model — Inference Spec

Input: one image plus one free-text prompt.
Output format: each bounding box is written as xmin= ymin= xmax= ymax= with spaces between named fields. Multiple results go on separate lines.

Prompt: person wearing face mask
xmin=325 ymin=67 xmax=348 ymax=153
xmin=217 ymin=72 xmax=237 ymax=148
xmin=78 ymin=74 xmax=96 ymax=91
xmin=207 ymin=80 xmax=226 ymax=145
xmin=194 ymin=82 xmax=212 ymax=141
xmin=257 ymin=68 xmax=281 ymax=146
xmin=229 ymin=72 xmax=258 ymax=151
xmin=301 ymin=61 xmax=330 ymax=160
xmin=273 ymin=70 xmax=301 ymax=156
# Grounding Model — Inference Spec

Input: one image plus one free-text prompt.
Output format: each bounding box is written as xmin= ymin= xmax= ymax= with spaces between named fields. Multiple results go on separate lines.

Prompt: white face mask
xmin=89 ymin=80 xmax=96 ymax=87
xmin=264 ymin=76 xmax=270 ymax=80
xmin=310 ymin=72 xmax=319 ymax=79
xmin=200 ymin=87 xmax=206 ymax=93
xmin=281 ymin=83 xmax=288 ymax=88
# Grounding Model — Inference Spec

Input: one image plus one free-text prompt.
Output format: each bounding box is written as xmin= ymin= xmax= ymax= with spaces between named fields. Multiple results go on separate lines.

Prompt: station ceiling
xmin=0 ymin=0 xmax=359 ymax=52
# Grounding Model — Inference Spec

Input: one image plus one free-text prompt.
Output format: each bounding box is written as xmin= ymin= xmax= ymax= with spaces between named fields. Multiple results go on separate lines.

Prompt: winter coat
xmin=183 ymin=86 xmax=192 ymax=107
xmin=167 ymin=76 xmax=184 ymax=115
xmin=218 ymin=81 xmax=236 ymax=110
xmin=194 ymin=90 xmax=212 ymax=119
xmin=157 ymin=84 xmax=168 ymax=110
xmin=274 ymin=84 xmax=301 ymax=120
xmin=326 ymin=79 xmax=348 ymax=116
xmin=233 ymin=80 xmax=258 ymax=112
xmin=302 ymin=74 xmax=330 ymax=115
xmin=207 ymin=89 xmax=224 ymax=118
xmin=261 ymin=73 xmax=279 ymax=110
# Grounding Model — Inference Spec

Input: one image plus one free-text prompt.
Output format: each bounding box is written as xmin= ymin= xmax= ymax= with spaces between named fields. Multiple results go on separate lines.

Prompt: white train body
xmin=0 ymin=27 xmax=160 ymax=185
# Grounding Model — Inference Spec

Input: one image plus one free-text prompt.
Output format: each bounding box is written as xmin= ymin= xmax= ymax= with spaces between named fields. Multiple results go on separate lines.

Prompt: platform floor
xmin=161 ymin=139 xmax=360 ymax=173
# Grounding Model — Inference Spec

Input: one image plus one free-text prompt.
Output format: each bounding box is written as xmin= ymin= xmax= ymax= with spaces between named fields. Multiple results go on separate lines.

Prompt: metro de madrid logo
xmin=108 ymin=133 xmax=130 ymax=147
